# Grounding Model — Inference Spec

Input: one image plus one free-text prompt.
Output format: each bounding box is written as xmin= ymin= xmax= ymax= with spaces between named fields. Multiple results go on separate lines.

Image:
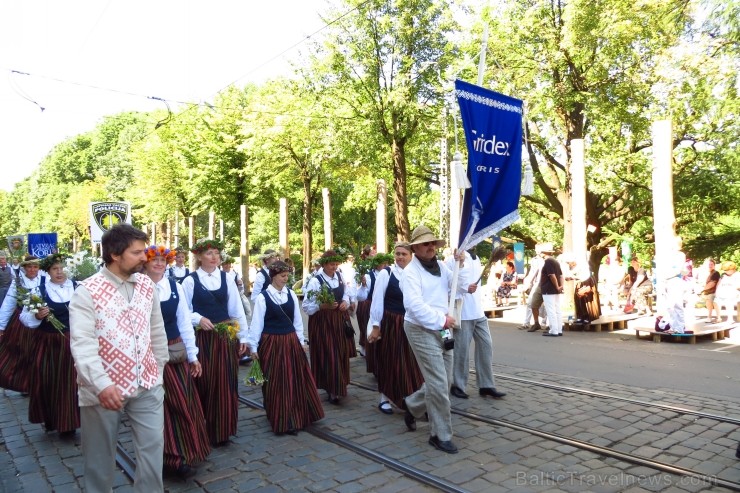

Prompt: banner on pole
xmin=28 ymin=233 xmax=58 ymax=257
xmin=513 ymin=242 xmax=525 ymax=275
xmin=89 ymin=202 xmax=132 ymax=244
xmin=455 ymin=80 xmax=523 ymax=251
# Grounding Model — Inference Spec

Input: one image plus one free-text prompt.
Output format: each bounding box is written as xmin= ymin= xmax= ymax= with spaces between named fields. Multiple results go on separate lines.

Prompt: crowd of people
xmin=1 ymin=224 xmax=738 ymax=490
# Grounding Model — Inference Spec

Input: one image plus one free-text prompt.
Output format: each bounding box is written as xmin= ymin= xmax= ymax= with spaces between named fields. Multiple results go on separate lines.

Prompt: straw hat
xmin=408 ymin=225 xmax=445 ymax=248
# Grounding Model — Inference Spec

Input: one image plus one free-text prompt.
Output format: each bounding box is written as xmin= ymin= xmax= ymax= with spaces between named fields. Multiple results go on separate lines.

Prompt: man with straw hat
xmin=401 ymin=225 xmax=468 ymax=454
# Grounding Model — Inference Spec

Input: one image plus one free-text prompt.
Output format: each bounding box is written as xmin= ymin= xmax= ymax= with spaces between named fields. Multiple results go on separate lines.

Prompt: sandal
xmin=378 ymin=401 xmax=393 ymax=415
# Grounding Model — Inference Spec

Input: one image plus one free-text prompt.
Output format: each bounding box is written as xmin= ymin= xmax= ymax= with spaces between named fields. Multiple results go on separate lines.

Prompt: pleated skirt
xmin=308 ymin=309 xmax=355 ymax=397
xmin=28 ymin=329 xmax=80 ymax=433
xmin=356 ymin=299 xmax=377 ymax=375
xmin=259 ymin=333 xmax=324 ymax=433
xmin=195 ymin=329 xmax=239 ymax=445
xmin=0 ymin=308 xmax=33 ymax=392
xmin=375 ymin=310 xmax=425 ymax=409
xmin=163 ymin=352 xmax=210 ymax=468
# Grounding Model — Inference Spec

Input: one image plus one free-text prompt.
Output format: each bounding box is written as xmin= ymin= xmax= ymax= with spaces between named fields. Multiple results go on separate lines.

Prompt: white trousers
xmin=542 ymin=293 xmax=563 ymax=335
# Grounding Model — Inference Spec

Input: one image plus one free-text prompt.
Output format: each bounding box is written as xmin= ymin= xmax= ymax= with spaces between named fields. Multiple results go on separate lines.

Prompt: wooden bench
xmin=628 ymin=318 xmax=735 ymax=344
xmin=483 ymin=303 xmax=521 ymax=319
xmin=565 ymin=313 xmax=641 ymax=332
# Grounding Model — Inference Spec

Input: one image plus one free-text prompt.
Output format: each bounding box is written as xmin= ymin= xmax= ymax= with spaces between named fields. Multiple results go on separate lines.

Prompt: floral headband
xmin=318 ymin=249 xmax=347 ymax=265
xmin=268 ymin=260 xmax=291 ymax=278
xmin=190 ymin=238 xmax=224 ymax=255
xmin=39 ymin=253 xmax=67 ymax=272
xmin=145 ymin=245 xmax=177 ymax=265
xmin=370 ymin=253 xmax=394 ymax=268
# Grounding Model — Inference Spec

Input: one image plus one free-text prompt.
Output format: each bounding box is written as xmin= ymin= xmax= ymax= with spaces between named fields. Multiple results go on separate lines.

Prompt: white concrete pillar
xmin=322 ymin=188 xmax=333 ymax=251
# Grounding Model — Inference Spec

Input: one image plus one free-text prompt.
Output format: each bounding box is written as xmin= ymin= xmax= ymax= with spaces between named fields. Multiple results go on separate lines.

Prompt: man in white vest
xmin=70 ymin=224 xmax=169 ymax=493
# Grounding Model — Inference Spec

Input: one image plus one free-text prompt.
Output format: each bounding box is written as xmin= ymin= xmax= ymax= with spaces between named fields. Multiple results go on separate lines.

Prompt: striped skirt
xmin=356 ymin=299 xmax=377 ymax=375
xmin=308 ymin=309 xmax=355 ymax=397
xmin=163 ymin=340 xmax=210 ymax=468
xmin=0 ymin=308 xmax=33 ymax=392
xmin=28 ymin=329 xmax=80 ymax=433
xmin=375 ymin=311 xmax=425 ymax=409
xmin=194 ymin=329 xmax=239 ymax=445
xmin=259 ymin=333 xmax=324 ymax=433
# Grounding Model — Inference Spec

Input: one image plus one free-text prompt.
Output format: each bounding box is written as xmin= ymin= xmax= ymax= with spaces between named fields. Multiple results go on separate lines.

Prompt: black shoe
xmin=58 ymin=430 xmax=76 ymax=439
xmin=735 ymin=443 xmax=740 ymax=459
xmin=479 ymin=387 xmax=507 ymax=399
xmin=527 ymin=324 xmax=541 ymax=332
xmin=428 ymin=435 xmax=458 ymax=454
xmin=403 ymin=409 xmax=416 ymax=431
xmin=378 ymin=401 xmax=393 ymax=415
xmin=450 ymin=386 xmax=469 ymax=399
xmin=557 ymin=333 xmax=563 ymax=336
xmin=328 ymin=395 xmax=340 ymax=405
xmin=542 ymin=332 xmax=558 ymax=337
xmin=175 ymin=464 xmax=197 ymax=479
xmin=239 ymin=356 xmax=252 ymax=365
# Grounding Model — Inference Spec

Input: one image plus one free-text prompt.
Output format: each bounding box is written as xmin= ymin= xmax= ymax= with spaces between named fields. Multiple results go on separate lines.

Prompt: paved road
xmin=1 ymin=312 xmax=739 ymax=492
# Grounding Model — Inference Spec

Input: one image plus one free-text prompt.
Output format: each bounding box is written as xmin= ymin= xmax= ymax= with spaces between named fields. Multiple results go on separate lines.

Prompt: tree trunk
xmin=391 ymin=138 xmax=410 ymax=240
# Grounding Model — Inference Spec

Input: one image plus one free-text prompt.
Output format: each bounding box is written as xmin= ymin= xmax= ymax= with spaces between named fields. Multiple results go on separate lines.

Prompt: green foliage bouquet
xmin=306 ymin=283 xmax=335 ymax=304
xmin=19 ymin=291 xmax=66 ymax=335
xmin=65 ymin=251 xmax=100 ymax=281
xmin=245 ymin=359 xmax=266 ymax=386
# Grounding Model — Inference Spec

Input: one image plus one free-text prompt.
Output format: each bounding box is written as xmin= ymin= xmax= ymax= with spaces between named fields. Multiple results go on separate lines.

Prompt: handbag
xmin=168 ymin=341 xmax=188 ymax=364
xmin=343 ymin=318 xmax=355 ymax=339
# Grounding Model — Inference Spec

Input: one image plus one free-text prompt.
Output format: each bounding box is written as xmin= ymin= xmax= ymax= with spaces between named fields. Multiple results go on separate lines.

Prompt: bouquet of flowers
xmin=354 ymin=258 xmax=372 ymax=285
xmin=196 ymin=320 xmax=240 ymax=340
xmin=306 ymin=283 xmax=335 ymax=304
xmin=244 ymin=359 xmax=266 ymax=386
xmin=20 ymin=291 xmax=66 ymax=335
xmin=65 ymin=251 xmax=100 ymax=281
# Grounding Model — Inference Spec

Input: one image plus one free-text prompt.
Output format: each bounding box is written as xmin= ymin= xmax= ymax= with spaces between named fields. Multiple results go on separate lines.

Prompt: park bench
xmin=628 ymin=317 xmax=735 ymax=344
xmin=483 ymin=303 xmax=521 ymax=319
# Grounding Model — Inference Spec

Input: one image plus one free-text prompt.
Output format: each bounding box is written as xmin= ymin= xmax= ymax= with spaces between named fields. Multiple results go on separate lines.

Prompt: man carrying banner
xmin=401 ymin=225 xmax=468 ymax=454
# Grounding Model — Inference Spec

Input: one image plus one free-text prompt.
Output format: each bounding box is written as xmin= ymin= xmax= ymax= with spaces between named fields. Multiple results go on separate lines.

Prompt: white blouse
xmin=247 ymin=284 xmax=303 ymax=353
xmin=156 ymin=277 xmax=199 ymax=363
xmin=181 ymin=268 xmax=248 ymax=342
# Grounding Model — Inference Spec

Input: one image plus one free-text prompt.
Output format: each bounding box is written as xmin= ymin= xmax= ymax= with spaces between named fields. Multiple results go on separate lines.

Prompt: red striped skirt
xmin=163 ymin=339 xmax=210 ymax=468
xmin=0 ymin=308 xmax=33 ymax=392
xmin=28 ymin=329 xmax=80 ymax=433
xmin=194 ymin=329 xmax=239 ymax=445
xmin=356 ymin=299 xmax=378 ymax=375
xmin=375 ymin=310 xmax=424 ymax=409
xmin=259 ymin=333 xmax=324 ymax=433
xmin=308 ymin=309 xmax=355 ymax=397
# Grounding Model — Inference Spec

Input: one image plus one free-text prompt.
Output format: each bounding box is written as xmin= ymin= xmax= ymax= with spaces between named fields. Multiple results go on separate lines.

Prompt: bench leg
xmin=689 ymin=335 xmax=696 ymax=344
xmin=652 ymin=334 xmax=661 ymax=343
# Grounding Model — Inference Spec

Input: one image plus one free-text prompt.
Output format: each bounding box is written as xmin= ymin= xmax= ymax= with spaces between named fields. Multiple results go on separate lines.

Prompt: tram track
xmin=490 ymin=372 xmax=740 ymax=426
xmin=349 ymin=379 xmax=740 ymax=491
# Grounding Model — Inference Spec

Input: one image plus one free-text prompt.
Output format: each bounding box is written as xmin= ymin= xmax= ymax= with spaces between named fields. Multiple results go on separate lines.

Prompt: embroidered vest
xmin=82 ymin=273 xmax=160 ymax=396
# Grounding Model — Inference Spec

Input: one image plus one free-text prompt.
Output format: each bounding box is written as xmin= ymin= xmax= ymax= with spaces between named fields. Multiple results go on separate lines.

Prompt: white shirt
xmin=251 ymin=266 xmax=270 ymax=302
xmin=181 ymin=268 xmax=249 ymax=343
xmin=247 ymin=284 xmax=303 ymax=353
xmin=369 ymin=264 xmax=405 ymax=327
xmin=20 ymin=278 xmax=75 ymax=329
xmin=169 ymin=265 xmax=189 ymax=278
xmin=402 ymin=256 xmax=469 ymax=331
xmin=301 ymin=268 xmax=351 ymax=316
xmin=0 ymin=273 xmax=44 ymax=330
xmin=447 ymin=252 xmax=485 ymax=321
xmin=156 ymin=277 xmax=199 ymax=363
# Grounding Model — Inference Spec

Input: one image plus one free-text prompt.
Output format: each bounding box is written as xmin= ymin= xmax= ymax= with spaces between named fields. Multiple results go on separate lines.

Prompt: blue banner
xmin=28 ymin=233 xmax=58 ymax=258
xmin=455 ymin=80 xmax=523 ymax=251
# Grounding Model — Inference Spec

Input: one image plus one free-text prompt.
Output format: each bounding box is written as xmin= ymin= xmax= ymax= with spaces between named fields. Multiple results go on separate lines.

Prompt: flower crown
xmin=370 ymin=253 xmax=394 ymax=268
xmin=145 ymin=245 xmax=177 ymax=264
xmin=39 ymin=253 xmax=68 ymax=273
xmin=318 ymin=249 xmax=347 ymax=265
xmin=190 ymin=238 xmax=224 ymax=255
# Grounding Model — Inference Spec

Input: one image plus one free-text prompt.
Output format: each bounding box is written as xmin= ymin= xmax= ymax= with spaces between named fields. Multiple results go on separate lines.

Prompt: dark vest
xmin=38 ymin=278 xmax=76 ymax=333
xmin=170 ymin=266 xmax=190 ymax=284
xmin=384 ymin=271 xmax=405 ymax=314
xmin=262 ymin=290 xmax=295 ymax=335
xmin=368 ymin=266 xmax=390 ymax=300
xmin=190 ymin=271 xmax=230 ymax=323
xmin=316 ymin=272 xmax=345 ymax=303
xmin=160 ymin=278 xmax=181 ymax=340
xmin=258 ymin=268 xmax=272 ymax=292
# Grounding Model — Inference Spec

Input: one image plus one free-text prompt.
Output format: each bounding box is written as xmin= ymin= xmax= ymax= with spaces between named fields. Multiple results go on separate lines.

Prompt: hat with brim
xmin=20 ymin=255 xmax=40 ymax=267
xmin=536 ymin=242 xmax=555 ymax=254
xmin=409 ymin=225 xmax=445 ymax=248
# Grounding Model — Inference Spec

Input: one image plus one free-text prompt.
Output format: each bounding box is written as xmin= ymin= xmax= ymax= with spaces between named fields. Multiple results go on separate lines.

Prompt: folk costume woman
xmin=356 ymin=253 xmax=392 ymax=376
xmin=302 ymin=249 xmax=356 ymax=404
xmin=181 ymin=239 xmax=248 ymax=446
xmin=20 ymin=254 xmax=79 ymax=437
xmin=0 ymin=255 xmax=45 ymax=392
xmin=247 ymin=261 xmax=324 ymax=435
xmin=367 ymin=242 xmax=424 ymax=414
xmin=168 ymin=248 xmax=190 ymax=284
xmin=144 ymin=245 xmax=209 ymax=479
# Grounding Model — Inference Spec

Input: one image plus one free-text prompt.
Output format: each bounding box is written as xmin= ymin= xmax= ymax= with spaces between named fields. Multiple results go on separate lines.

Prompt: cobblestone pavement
xmin=2 ymin=327 xmax=739 ymax=492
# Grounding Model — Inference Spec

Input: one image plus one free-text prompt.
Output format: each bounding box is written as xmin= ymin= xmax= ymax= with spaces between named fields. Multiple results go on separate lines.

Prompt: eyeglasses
xmin=419 ymin=241 xmax=435 ymax=247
